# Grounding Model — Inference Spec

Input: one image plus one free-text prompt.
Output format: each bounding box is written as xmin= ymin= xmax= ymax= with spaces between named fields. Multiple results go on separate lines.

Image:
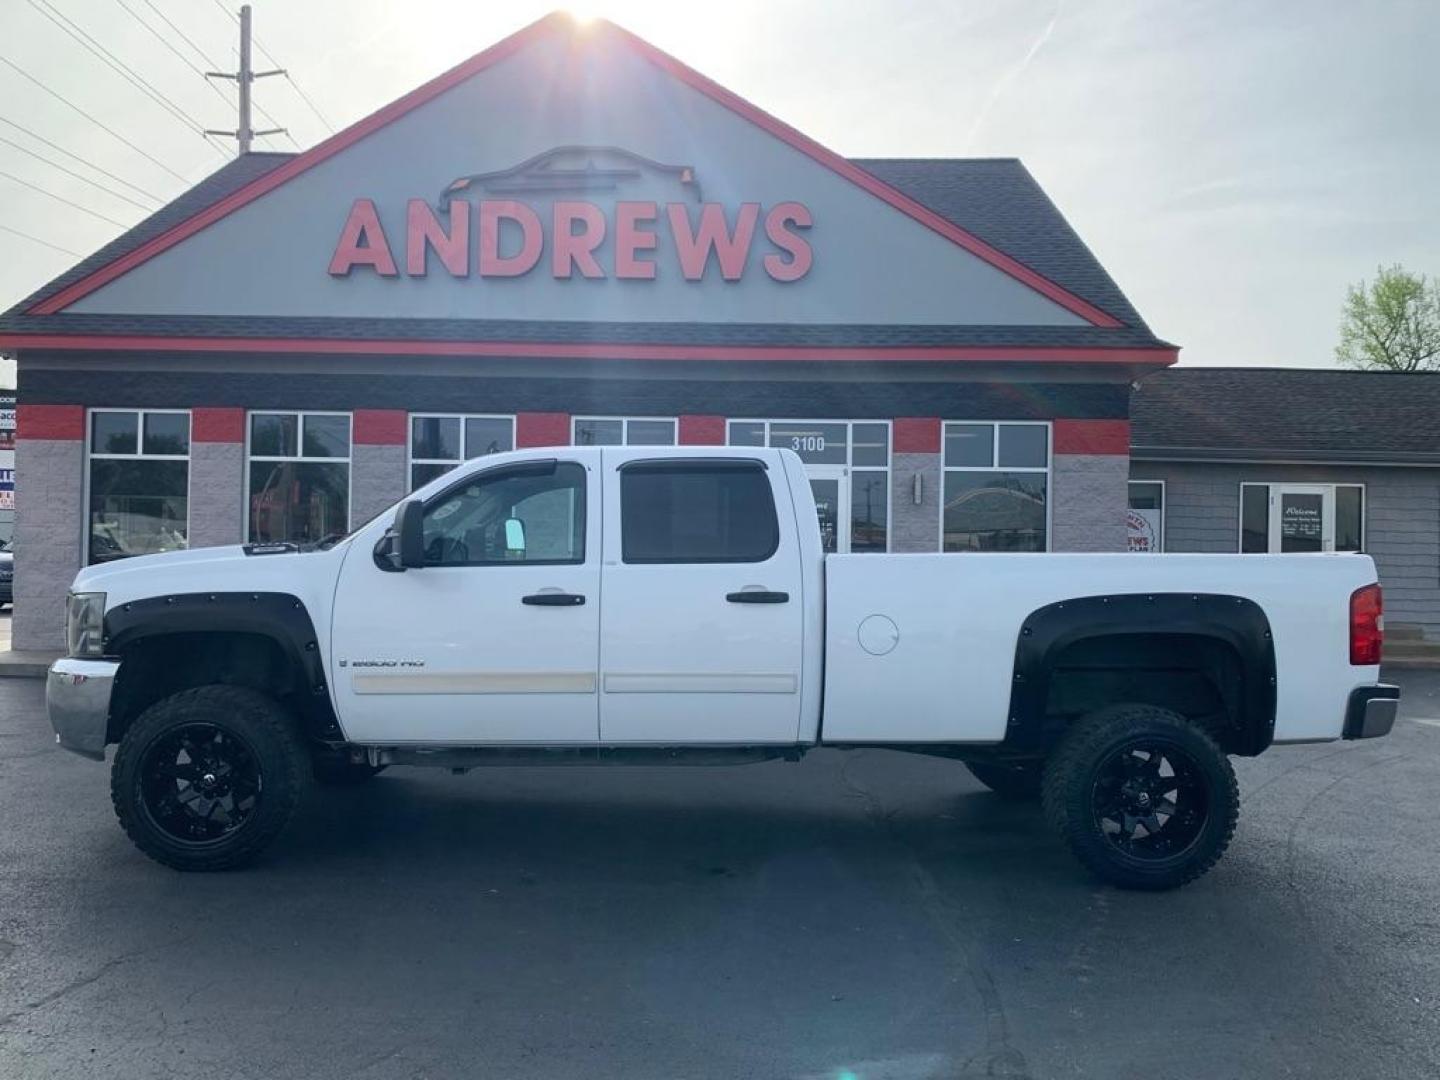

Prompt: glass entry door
xmin=808 ymin=467 xmax=849 ymax=554
xmin=1270 ymin=485 xmax=1331 ymax=552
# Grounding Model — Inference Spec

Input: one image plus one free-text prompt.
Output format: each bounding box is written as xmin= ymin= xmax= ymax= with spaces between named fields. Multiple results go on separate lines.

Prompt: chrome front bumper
xmin=47 ymin=658 xmax=119 ymax=761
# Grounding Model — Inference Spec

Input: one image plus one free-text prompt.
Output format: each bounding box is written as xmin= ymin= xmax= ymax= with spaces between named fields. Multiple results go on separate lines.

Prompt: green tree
xmin=1336 ymin=265 xmax=1440 ymax=372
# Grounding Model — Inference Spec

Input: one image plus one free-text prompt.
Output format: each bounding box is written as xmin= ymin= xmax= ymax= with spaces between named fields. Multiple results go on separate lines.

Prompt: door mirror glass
xmin=503 ymin=517 xmax=526 ymax=555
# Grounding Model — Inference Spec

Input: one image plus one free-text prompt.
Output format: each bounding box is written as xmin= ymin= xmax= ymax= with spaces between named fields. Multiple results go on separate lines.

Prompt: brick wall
xmin=1051 ymin=454 xmax=1129 ymax=552
xmin=1051 ymin=421 xmax=1129 ymax=553
xmin=351 ymin=411 xmax=407 ymax=529
xmin=190 ymin=408 xmax=245 ymax=548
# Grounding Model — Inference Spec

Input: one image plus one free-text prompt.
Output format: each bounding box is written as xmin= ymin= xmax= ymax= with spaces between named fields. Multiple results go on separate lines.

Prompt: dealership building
xmin=0 ymin=14 xmax=1177 ymax=651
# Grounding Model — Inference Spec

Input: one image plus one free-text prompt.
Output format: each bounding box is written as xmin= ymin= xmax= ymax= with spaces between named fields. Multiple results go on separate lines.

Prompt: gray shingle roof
xmin=2 ymin=153 xmax=1171 ymax=353
xmin=1132 ymin=367 xmax=1440 ymax=462
xmin=855 ymin=158 xmax=1149 ymax=331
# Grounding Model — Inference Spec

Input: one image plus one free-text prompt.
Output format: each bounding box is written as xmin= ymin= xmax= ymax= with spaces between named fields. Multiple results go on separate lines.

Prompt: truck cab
xmin=333 ymin=446 xmax=822 ymax=746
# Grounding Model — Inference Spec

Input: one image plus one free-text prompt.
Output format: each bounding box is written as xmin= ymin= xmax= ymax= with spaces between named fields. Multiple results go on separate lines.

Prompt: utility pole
xmin=204 ymin=5 xmax=286 ymax=154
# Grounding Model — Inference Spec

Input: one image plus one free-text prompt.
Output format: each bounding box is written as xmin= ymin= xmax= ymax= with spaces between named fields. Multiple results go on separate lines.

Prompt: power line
xmin=116 ymin=0 xmax=233 ymax=108
xmin=0 ymin=131 xmax=157 ymax=213
xmin=140 ymin=0 xmax=223 ymax=69
xmin=281 ymin=71 xmax=334 ymax=136
xmin=0 ymin=51 xmax=189 ymax=183
xmin=211 ymin=0 xmax=334 ymax=136
xmin=0 ymin=221 xmax=82 ymax=258
xmin=25 ymin=0 xmax=228 ymax=159
xmin=0 ymin=113 xmax=165 ymax=204
xmin=0 ymin=169 xmax=132 ymax=229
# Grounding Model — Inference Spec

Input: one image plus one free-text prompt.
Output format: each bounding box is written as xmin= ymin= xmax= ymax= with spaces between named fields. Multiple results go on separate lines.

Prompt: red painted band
xmin=26 ymin=15 xmax=1123 ymax=328
xmin=0 ymin=334 xmax=1178 ymax=366
xmin=516 ymin=411 xmax=569 ymax=448
xmin=678 ymin=415 xmax=726 ymax=445
xmin=192 ymin=407 xmax=245 ymax=443
xmin=354 ymin=409 xmax=407 ymax=445
xmin=1053 ymin=419 xmax=1131 ymax=455
xmin=17 ymin=403 xmax=84 ymax=440
xmin=892 ymin=417 xmax=941 ymax=454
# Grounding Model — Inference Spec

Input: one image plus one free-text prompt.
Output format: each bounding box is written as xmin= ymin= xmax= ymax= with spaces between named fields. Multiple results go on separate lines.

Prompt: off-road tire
xmin=111 ymin=685 xmax=307 ymax=871
xmin=1041 ymin=704 xmax=1239 ymax=891
xmin=965 ymin=760 xmax=1043 ymax=801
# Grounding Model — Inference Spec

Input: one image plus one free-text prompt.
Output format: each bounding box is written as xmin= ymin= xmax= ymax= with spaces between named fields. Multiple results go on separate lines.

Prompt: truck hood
xmin=72 ymin=543 xmax=345 ymax=601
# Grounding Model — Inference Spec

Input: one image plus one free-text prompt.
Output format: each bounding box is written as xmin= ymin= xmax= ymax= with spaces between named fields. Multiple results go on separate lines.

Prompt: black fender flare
xmin=104 ymin=592 xmax=341 ymax=741
xmin=1006 ymin=593 xmax=1278 ymax=755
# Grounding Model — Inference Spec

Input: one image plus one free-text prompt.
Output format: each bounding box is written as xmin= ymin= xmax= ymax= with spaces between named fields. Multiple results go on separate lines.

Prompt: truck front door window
xmin=421 ymin=464 xmax=585 ymax=565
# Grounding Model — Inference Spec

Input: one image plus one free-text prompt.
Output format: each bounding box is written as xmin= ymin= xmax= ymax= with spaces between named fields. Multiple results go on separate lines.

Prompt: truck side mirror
xmin=503 ymin=517 xmax=526 ymax=555
xmin=396 ymin=500 xmax=425 ymax=568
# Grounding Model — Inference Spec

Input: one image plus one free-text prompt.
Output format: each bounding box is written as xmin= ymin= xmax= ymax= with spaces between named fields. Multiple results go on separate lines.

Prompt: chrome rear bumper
xmin=47 ymin=658 xmax=118 ymax=761
xmin=1343 ymin=683 xmax=1399 ymax=740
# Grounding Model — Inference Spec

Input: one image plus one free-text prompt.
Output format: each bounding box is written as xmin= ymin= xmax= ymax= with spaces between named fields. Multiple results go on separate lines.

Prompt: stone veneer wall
xmin=14 ymin=427 xmax=83 ymax=651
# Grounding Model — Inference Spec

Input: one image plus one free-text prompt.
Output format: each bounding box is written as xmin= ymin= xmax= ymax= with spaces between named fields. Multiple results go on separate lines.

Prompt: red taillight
xmin=1350 ymin=583 xmax=1383 ymax=665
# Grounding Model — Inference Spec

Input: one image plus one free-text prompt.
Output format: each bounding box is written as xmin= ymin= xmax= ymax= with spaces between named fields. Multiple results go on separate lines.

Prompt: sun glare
xmin=563 ymin=4 xmax=601 ymax=24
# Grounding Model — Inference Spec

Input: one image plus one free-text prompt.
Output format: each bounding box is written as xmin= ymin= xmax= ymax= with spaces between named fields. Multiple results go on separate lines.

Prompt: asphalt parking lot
xmin=1 ymin=666 xmax=1438 ymax=1080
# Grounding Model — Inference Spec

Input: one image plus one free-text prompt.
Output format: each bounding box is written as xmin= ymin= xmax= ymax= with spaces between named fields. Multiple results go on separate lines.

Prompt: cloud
xmin=964 ymin=0 xmax=1063 ymax=151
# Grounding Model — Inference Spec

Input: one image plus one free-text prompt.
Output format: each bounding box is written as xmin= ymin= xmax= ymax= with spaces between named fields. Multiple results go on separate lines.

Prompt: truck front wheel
xmin=1041 ymin=704 xmax=1239 ymax=891
xmin=110 ymin=685 xmax=307 ymax=871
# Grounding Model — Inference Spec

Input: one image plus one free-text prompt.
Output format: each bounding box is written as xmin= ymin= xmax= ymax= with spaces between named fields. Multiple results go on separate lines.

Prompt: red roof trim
xmin=0 ymin=333 xmax=1177 ymax=365
xmin=27 ymin=14 xmax=1123 ymax=328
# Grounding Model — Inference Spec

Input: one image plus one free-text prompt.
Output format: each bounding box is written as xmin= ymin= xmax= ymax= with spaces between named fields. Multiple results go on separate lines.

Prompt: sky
xmin=0 ymin=0 xmax=1435 ymax=367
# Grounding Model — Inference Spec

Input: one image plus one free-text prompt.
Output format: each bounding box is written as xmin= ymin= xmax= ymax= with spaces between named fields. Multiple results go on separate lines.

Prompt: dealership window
xmin=621 ymin=461 xmax=779 ymax=563
xmin=727 ymin=419 xmax=890 ymax=553
xmin=1127 ymin=481 xmax=1165 ymax=552
xmin=409 ymin=414 xmax=515 ymax=489
xmin=247 ymin=412 xmax=350 ymax=544
xmin=1239 ymin=483 xmax=1364 ymax=554
xmin=86 ymin=409 xmax=189 ymax=564
xmin=941 ymin=422 xmax=1049 ymax=552
xmin=572 ymin=416 xmax=677 ymax=446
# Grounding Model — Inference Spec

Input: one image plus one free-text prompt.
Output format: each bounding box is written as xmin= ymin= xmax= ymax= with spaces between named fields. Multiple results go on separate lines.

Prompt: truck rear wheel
xmin=110 ymin=685 xmax=307 ymax=871
xmin=1041 ymin=704 xmax=1238 ymax=891
xmin=964 ymin=760 xmax=1042 ymax=801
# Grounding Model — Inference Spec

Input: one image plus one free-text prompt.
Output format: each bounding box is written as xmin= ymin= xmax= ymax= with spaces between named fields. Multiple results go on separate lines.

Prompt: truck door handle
xmin=522 ymin=592 xmax=586 ymax=606
xmin=726 ymin=590 xmax=789 ymax=604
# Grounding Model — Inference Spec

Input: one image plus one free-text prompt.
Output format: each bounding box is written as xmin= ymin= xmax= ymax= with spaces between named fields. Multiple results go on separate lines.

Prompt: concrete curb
xmin=0 ymin=651 xmax=60 ymax=679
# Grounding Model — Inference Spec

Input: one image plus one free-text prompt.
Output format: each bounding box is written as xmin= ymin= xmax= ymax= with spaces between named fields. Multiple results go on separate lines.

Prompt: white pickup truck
xmin=48 ymin=446 xmax=1397 ymax=889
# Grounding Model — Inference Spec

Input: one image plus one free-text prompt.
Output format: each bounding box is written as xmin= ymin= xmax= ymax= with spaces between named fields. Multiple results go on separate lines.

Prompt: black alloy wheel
xmin=112 ymin=685 xmax=307 ymax=871
xmin=138 ymin=723 xmax=262 ymax=845
xmin=1089 ymin=741 xmax=1208 ymax=859
xmin=1042 ymin=704 xmax=1239 ymax=890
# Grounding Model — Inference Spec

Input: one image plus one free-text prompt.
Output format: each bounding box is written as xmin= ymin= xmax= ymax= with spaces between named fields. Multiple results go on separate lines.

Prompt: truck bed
xmin=821 ymin=552 xmax=1381 ymax=745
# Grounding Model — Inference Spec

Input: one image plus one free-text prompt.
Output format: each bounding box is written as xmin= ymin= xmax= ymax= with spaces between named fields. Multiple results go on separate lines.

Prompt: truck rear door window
xmin=621 ymin=463 xmax=778 ymax=564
